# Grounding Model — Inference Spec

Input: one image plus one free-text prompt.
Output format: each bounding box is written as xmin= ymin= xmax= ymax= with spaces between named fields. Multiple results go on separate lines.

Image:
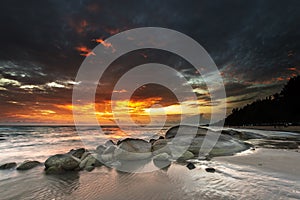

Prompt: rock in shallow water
xmin=152 ymin=139 xmax=171 ymax=155
xmin=176 ymin=151 xmax=194 ymax=162
xmin=153 ymin=153 xmax=171 ymax=161
xmin=79 ymin=154 xmax=102 ymax=171
xmin=205 ymin=167 xmax=216 ymax=173
xmin=163 ymin=125 xmax=251 ymax=158
xmin=45 ymin=166 xmax=65 ymax=175
xmin=0 ymin=162 xmax=17 ymax=170
xmin=45 ymin=154 xmax=79 ymax=171
xmin=17 ymin=160 xmax=41 ymax=170
xmin=165 ymin=125 xmax=207 ymax=139
xmin=68 ymin=148 xmax=86 ymax=159
xmin=114 ymin=138 xmax=152 ymax=160
xmin=186 ymin=162 xmax=196 ymax=170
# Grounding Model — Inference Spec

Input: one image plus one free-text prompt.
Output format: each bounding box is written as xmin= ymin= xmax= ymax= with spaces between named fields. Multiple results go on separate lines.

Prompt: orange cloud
xmin=288 ymin=67 xmax=297 ymax=71
xmin=276 ymin=77 xmax=284 ymax=81
xmin=75 ymin=46 xmax=95 ymax=57
xmin=104 ymin=28 xmax=121 ymax=35
xmin=68 ymin=18 xmax=89 ymax=34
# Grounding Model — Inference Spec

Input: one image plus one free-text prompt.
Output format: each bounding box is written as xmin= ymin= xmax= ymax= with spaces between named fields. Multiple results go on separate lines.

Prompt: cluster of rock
xmin=0 ymin=125 xmax=255 ymax=174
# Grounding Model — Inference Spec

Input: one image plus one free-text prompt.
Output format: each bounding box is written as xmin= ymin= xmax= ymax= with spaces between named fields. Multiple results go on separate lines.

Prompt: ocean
xmin=0 ymin=126 xmax=299 ymax=200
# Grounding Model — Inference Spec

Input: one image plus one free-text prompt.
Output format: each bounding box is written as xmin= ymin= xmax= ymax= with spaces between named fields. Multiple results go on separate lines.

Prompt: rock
xmin=81 ymin=151 xmax=91 ymax=160
xmin=149 ymin=139 xmax=157 ymax=145
xmin=95 ymin=145 xmax=106 ymax=154
xmin=105 ymin=140 xmax=115 ymax=147
xmin=153 ymin=153 xmax=171 ymax=169
xmin=114 ymin=138 xmax=152 ymax=160
xmin=177 ymin=151 xmax=194 ymax=162
xmin=152 ymin=139 xmax=171 ymax=155
xmin=186 ymin=162 xmax=196 ymax=170
xmin=153 ymin=153 xmax=171 ymax=161
xmin=103 ymin=145 xmax=116 ymax=154
xmin=79 ymin=154 xmax=102 ymax=170
xmin=17 ymin=160 xmax=41 ymax=170
xmin=99 ymin=146 xmax=117 ymax=163
xmin=0 ymin=162 xmax=17 ymax=170
xmin=45 ymin=154 xmax=79 ymax=171
xmin=205 ymin=167 xmax=216 ymax=173
xmin=165 ymin=125 xmax=207 ymax=139
xmin=100 ymin=153 xmax=114 ymax=163
xmin=68 ymin=148 xmax=86 ymax=159
xmin=45 ymin=166 xmax=65 ymax=175
xmin=85 ymin=166 xmax=95 ymax=172
xmin=158 ymin=136 xmax=164 ymax=140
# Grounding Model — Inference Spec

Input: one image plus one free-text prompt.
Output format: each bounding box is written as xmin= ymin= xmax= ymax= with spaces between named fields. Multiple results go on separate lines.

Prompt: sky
xmin=0 ymin=0 xmax=299 ymax=124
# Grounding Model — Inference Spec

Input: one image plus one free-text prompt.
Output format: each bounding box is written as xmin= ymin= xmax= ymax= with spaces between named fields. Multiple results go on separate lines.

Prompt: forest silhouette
xmin=225 ymin=75 xmax=300 ymax=126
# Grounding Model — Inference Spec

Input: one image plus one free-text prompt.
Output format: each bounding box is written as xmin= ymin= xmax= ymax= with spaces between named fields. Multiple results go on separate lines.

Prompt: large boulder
xmin=165 ymin=125 xmax=207 ymax=139
xmin=16 ymin=160 xmax=41 ymax=170
xmin=45 ymin=154 xmax=80 ymax=171
xmin=163 ymin=125 xmax=251 ymax=158
xmin=0 ymin=162 xmax=17 ymax=170
xmin=114 ymin=138 xmax=152 ymax=160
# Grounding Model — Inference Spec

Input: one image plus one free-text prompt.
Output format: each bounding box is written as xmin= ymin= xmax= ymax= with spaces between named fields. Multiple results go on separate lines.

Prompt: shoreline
xmin=213 ymin=148 xmax=300 ymax=178
xmin=228 ymin=125 xmax=300 ymax=133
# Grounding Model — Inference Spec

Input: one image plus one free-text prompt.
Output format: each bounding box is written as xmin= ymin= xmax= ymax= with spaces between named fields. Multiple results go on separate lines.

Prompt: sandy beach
xmin=214 ymin=148 xmax=300 ymax=178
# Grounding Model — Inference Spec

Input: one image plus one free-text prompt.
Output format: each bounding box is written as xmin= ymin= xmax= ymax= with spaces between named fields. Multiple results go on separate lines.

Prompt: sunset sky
xmin=0 ymin=0 xmax=299 ymax=124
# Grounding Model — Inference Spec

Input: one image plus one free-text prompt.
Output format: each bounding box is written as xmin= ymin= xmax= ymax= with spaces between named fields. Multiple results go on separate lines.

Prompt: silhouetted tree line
xmin=225 ymin=75 xmax=300 ymax=126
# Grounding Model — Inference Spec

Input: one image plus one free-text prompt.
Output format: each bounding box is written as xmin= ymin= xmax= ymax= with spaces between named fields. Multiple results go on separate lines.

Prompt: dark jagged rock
xmin=17 ymin=160 xmax=41 ymax=170
xmin=68 ymin=148 xmax=86 ymax=159
xmin=186 ymin=162 xmax=196 ymax=170
xmin=0 ymin=162 xmax=17 ymax=170
xmin=205 ymin=167 xmax=216 ymax=173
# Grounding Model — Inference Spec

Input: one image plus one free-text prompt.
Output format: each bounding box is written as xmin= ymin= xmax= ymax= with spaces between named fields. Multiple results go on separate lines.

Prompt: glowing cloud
xmin=0 ymin=78 xmax=21 ymax=86
xmin=46 ymin=82 xmax=65 ymax=88
xmin=75 ymin=46 xmax=95 ymax=57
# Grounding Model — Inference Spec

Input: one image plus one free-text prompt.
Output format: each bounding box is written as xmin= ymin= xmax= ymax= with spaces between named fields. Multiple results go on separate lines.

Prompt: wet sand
xmin=214 ymin=148 xmax=300 ymax=178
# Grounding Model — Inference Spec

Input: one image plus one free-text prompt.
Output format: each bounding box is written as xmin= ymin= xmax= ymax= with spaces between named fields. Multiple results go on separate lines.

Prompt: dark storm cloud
xmin=0 ymin=0 xmax=299 ymax=116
